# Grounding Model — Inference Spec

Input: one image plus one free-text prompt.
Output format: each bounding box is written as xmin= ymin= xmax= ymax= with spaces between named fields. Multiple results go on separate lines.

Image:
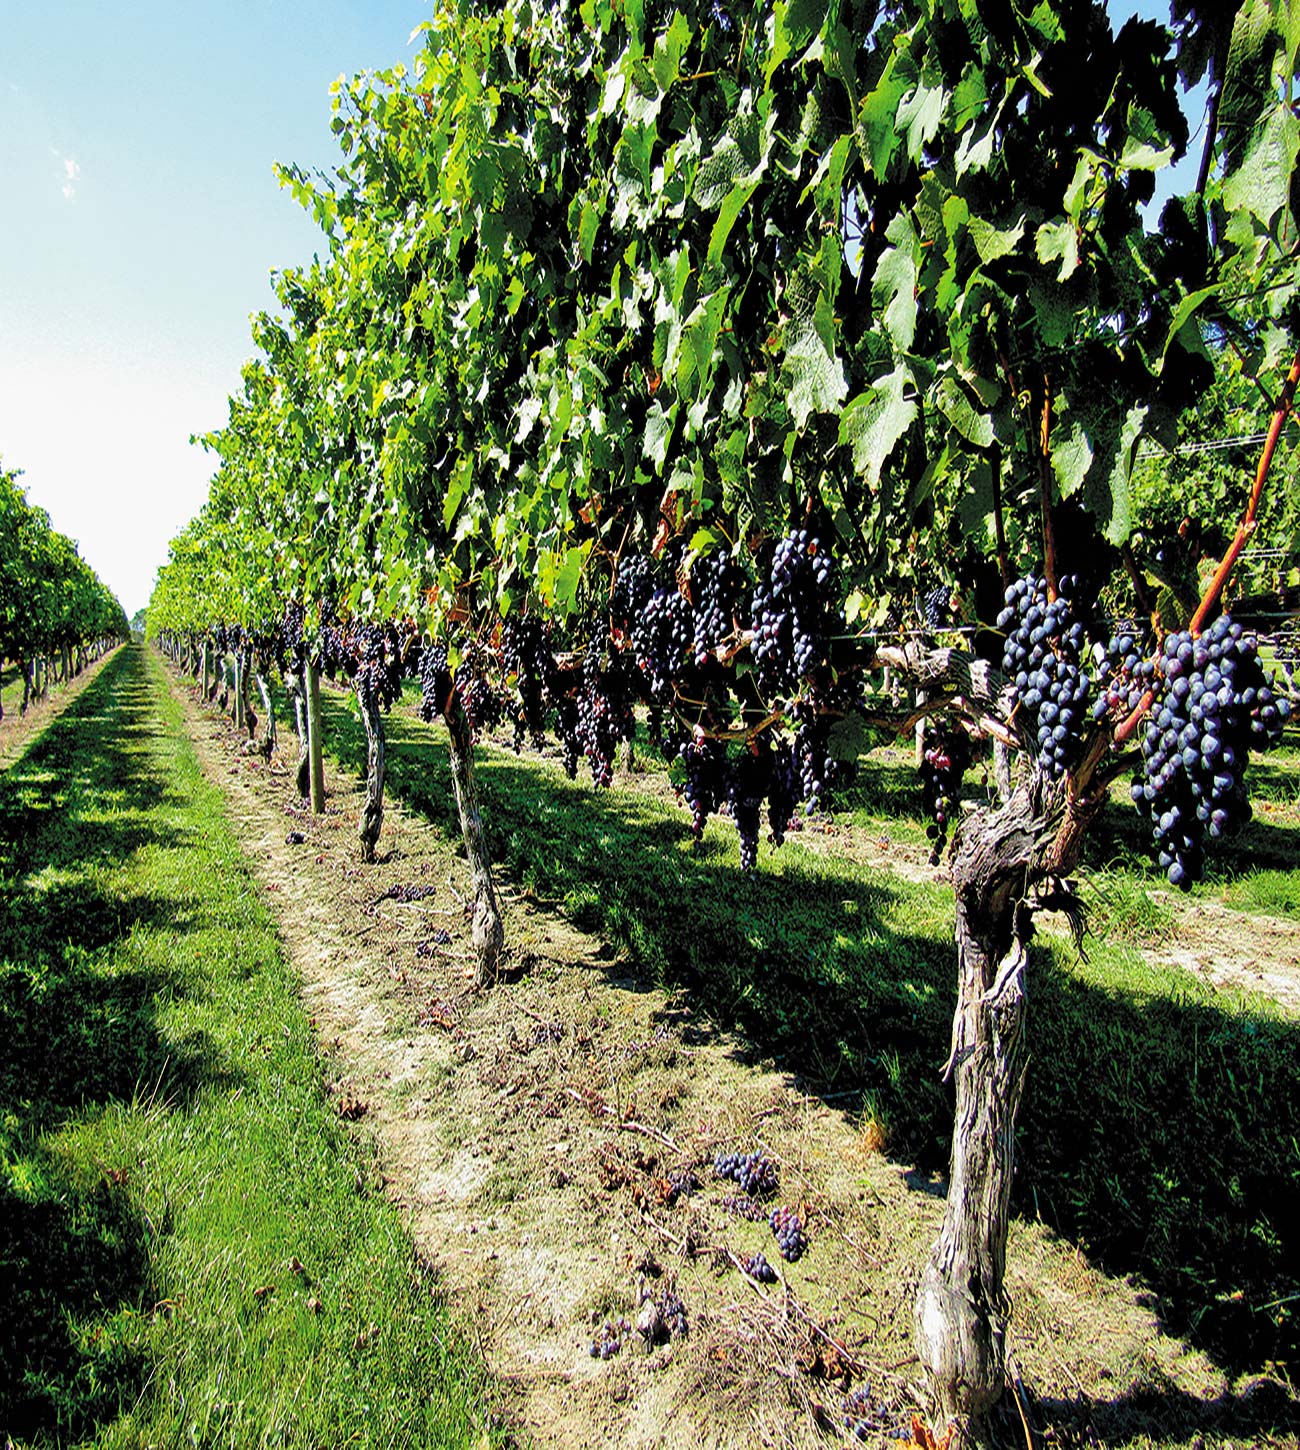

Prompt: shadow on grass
xmin=999 ymin=1375 xmax=1298 ymax=1449
xmin=0 ymin=1161 xmax=152 ymax=1445
xmin=0 ymin=647 xmax=241 ymax=1441
xmin=312 ymin=692 xmax=1300 ymax=1386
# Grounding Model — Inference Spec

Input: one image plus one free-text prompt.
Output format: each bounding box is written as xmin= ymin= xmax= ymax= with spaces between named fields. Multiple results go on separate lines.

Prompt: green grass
xmin=0 ymin=645 xmax=493 ymax=1448
xmin=311 ymin=684 xmax=1300 ymax=1382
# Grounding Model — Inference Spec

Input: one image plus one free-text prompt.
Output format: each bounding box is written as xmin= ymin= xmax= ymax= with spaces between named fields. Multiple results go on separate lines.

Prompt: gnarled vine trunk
xmin=356 ymin=685 xmax=385 ymax=863
xmin=445 ymin=700 xmax=504 ymax=989
xmin=914 ymin=771 xmax=1081 ymax=1426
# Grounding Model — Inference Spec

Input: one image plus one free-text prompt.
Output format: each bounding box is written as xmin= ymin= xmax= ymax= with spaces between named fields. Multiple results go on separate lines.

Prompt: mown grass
xmin=310 ymin=685 xmax=1300 ymax=1385
xmin=0 ymin=645 xmax=493 ymax=1448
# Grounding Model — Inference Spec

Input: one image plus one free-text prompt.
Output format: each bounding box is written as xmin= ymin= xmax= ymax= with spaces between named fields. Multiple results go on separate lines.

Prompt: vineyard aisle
xmin=0 ymin=644 xmax=123 ymax=772
xmin=0 ymin=644 xmax=492 ymax=1448
xmin=159 ymin=655 xmax=1298 ymax=1450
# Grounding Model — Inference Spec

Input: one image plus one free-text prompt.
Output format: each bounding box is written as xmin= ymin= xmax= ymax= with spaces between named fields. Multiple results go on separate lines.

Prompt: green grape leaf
xmin=839 ymin=367 xmax=917 ymax=485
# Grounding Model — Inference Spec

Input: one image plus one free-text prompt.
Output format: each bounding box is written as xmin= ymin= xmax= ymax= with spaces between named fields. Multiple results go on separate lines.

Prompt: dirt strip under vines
xmin=163 ymin=662 xmax=1284 ymax=1450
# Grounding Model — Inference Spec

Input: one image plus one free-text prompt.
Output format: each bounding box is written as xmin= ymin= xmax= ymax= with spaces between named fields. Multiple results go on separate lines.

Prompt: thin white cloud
xmin=61 ymin=155 xmax=80 ymax=201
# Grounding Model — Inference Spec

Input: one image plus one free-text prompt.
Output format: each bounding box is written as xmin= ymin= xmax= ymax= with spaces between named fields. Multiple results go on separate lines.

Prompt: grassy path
xmin=0 ymin=644 xmax=492 ymax=1448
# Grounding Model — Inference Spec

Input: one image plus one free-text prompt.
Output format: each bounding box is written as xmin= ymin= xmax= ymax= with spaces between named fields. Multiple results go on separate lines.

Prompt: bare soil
xmin=164 ymin=667 xmax=1297 ymax=1449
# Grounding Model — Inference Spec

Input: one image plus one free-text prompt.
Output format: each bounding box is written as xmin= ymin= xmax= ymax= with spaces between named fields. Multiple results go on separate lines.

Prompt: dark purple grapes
xmin=769 ymin=1205 xmax=808 ymax=1262
xmin=742 ymin=1252 xmax=778 ymax=1284
xmin=922 ymin=585 xmax=950 ymax=630
xmin=997 ymin=574 xmax=1093 ymax=777
xmin=714 ymin=1149 xmax=779 ymax=1198
xmin=749 ymin=528 xmax=839 ymax=694
xmin=574 ymin=645 xmax=635 ymax=787
xmin=690 ymin=549 xmax=746 ymax=664
xmin=919 ymin=722 xmax=971 ymax=865
xmin=1131 ymin=614 xmax=1290 ymax=889
xmin=589 ymin=1318 xmax=629 ymax=1359
xmin=632 ymin=586 xmax=693 ymax=703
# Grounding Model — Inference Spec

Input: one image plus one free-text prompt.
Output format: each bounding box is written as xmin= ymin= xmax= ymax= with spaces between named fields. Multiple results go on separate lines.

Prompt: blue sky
xmin=1 ymin=1 xmax=1203 ymax=617
xmin=0 ymin=1 xmax=427 ymax=616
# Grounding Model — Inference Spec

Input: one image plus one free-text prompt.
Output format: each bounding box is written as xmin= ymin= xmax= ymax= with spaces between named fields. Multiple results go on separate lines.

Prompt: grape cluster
xmin=1091 ymin=625 xmax=1157 ymax=723
xmin=998 ymin=574 xmax=1093 ymax=776
xmin=574 ymin=646 xmax=635 ymax=787
xmin=665 ymin=1168 xmax=700 ymax=1204
xmin=610 ymin=554 xmax=661 ymax=634
xmin=554 ymin=698 xmax=581 ymax=778
xmin=632 ymin=587 xmax=694 ymax=703
xmin=588 ymin=1318 xmax=629 ymax=1360
xmin=1131 ymin=615 xmax=1290 ymax=889
xmin=657 ymin=1290 xmax=688 ymax=1340
xmin=768 ymin=1205 xmax=808 ymax=1262
xmin=842 ymin=1385 xmax=888 ymax=1441
xmin=714 ymin=1149 xmax=779 ymax=1198
xmin=417 ymin=641 xmax=453 ymax=722
xmin=455 ymin=646 xmax=504 ymax=735
xmin=741 ymin=1252 xmax=778 ymax=1284
xmin=352 ymin=622 xmax=408 ymax=710
xmin=719 ymin=1195 xmax=767 ymax=1222
xmin=725 ymin=746 xmax=770 ymax=870
xmin=280 ymin=601 xmax=306 ymax=673
xmin=792 ymin=703 xmax=837 ymax=808
xmin=922 ymin=585 xmax=950 ymax=630
xmin=690 ymin=550 xmax=746 ymax=664
xmin=766 ymin=739 xmax=798 ymax=846
xmin=672 ymin=734 xmax=727 ymax=839
xmin=501 ymin=614 xmax=555 ymax=744
xmin=919 ymin=723 xmax=971 ymax=865
xmin=750 ymin=528 xmax=839 ymax=694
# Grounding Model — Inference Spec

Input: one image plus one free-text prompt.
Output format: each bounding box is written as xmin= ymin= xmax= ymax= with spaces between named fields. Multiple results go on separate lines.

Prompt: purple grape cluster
xmin=658 ymin=1290 xmax=688 ymax=1339
xmin=610 ymin=554 xmax=661 ymax=634
xmin=554 ymin=698 xmax=581 ymax=779
xmin=842 ymin=1385 xmax=888 ymax=1441
xmin=574 ymin=645 xmax=635 ymax=787
xmin=719 ymin=1195 xmax=767 ymax=1222
xmin=352 ymin=622 xmax=408 ymax=711
xmin=766 ymin=739 xmax=798 ymax=845
xmin=501 ymin=614 xmax=555 ymax=745
xmin=417 ymin=641 xmax=453 ymax=722
xmin=1091 ymin=624 xmax=1157 ymax=722
xmin=280 ymin=600 xmax=306 ymax=672
xmin=922 ymin=585 xmax=950 ymax=630
xmin=769 ymin=1205 xmax=807 ymax=1261
xmin=671 ymin=734 xmax=727 ymax=839
xmin=750 ymin=528 xmax=839 ymax=694
xmin=919 ymin=722 xmax=971 ymax=865
xmin=725 ymin=746 xmax=770 ymax=869
xmin=588 ymin=1318 xmax=629 ymax=1360
xmin=632 ymin=586 xmax=693 ymax=703
xmin=1131 ymin=615 xmax=1289 ymax=888
xmin=741 ymin=1251 xmax=778 ymax=1284
xmin=665 ymin=1168 xmax=700 ymax=1204
xmin=714 ymin=1149 xmax=778 ymax=1198
xmin=455 ymin=647 xmax=503 ymax=735
xmin=690 ymin=549 xmax=746 ymax=663
xmin=998 ymin=574 xmax=1093 ymax=777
